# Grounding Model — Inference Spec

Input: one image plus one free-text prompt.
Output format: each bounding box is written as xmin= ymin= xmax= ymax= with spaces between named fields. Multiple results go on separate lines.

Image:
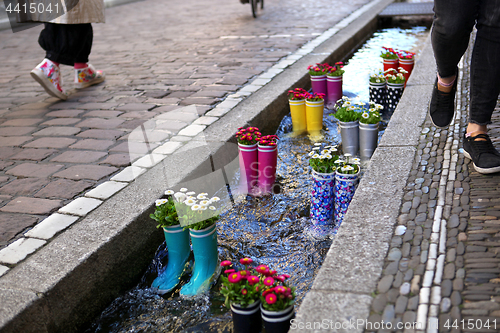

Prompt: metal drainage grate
xmin=379 ymin=2 xmax=434 ymax=17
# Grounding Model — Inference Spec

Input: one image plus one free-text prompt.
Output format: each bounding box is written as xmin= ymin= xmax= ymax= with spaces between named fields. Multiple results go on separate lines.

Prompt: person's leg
xmin=463 ymin=0 xmax=500 ymax=174
xmin=429 ymin=0 xmax=478 ymax=127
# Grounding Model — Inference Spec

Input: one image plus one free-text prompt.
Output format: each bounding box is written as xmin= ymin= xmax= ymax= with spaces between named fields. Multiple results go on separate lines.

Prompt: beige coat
xmin=29 ymin=0 xmax=105 ymax=24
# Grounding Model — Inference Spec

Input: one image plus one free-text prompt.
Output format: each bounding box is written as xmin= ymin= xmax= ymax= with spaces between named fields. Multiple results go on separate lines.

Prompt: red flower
xmin=247 ymin=275 xmax=259 ymax=285
xmin=262 ymin=287 xmax=276 ymax=296
xmin=263 ymin=277 xmax=275 ymax=286
xmin=228 ymin=272 xmax=242 ymax=283
xmin=275 ymin=286 xmax=286 ymax=294
xmin=224 ymin=269 xmax=236 ymax=274
xmin=240 ymin=257 xmax=253 ymax=265
xmin=255 ymin=265 xmax=269 ymax=274
xmin=241 ymin=288 xmax=248 ymax=295
xmin=221 ymin=260 xmax=232 ymax=267
xmin=265 ymin=293 xmax=277 ymax=304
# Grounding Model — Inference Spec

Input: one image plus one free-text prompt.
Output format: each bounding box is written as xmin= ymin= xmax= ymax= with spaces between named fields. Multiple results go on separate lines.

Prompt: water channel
xmin=84 ymin=25 xmax=429 ymax=333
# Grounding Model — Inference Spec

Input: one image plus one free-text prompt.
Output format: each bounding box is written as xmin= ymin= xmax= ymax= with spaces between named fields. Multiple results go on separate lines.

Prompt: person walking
xmin=29 ymin=0 xmax=106 ymax=100
xmin=429 ymin=0 xmax=500 ymax=174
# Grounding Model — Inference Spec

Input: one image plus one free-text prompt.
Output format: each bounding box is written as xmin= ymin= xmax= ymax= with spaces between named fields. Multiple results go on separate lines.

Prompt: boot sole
xmin=463 ymin=150 xmax=500 ymax=174
xmin=30 ymin=68 xmax=67 ymax=100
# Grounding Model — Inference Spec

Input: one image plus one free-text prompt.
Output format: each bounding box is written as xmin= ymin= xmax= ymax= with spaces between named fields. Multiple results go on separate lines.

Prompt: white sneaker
xmin=74 ymin=64 xmax=105 ymax=89
xmin=30 ymin=59 xmax=67 ymax=100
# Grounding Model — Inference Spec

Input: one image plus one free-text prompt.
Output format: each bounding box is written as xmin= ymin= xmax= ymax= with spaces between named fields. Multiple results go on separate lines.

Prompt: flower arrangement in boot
xmin=380 ymin=46 xmax=399 ymax=60
xmin=326 ymin=62 xmax=345 ymax=77
xmin=307 ymin=63 xmax=331 ymax=76
xmin=308 ymin=143 xmax=339 ymax=174
xmin=334 ymin=154 xmax=361 ymax=175
xmin=331 ymin=97 xmax=362 ymax=123
xmin=235 ymin=127 xmax=262 ymax=145
xmin=397 ymin=50 xmax=415 ymax=60
xmin=259 ymin=135 xmax=279 ymax=146
xmin=305 ymin=92 xmax=325 ymax=102
xmin=256 ymin=264 xmax=296 ymax=312
xmin=385 ymin=68 xmax=408 ymax=84
xmin=288 ymin=88 xmax=307 ymax=100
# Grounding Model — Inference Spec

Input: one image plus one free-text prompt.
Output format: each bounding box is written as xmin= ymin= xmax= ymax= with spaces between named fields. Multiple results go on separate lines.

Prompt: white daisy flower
xmin=209 ymin=206 xmax=216 ymax=210
xmin=321 ymin=149 xmax=329 ymax=155
xmin=155 ymin=199 xmax=165 ymax=206
xmin=352 ymin=158 xmax=361 ymax=164
xmin=197 ymin=193 xmax=208 ymax=200
xmin=312 ymin=147 xmax=320 ymax=151
xmin=308 ymin=151 xmax=315 ymax=157
xmin=312 ymin=153 xmax=320 ymax=159
xmin=179 ymin=188 xmax=188 ymax=192
xmin=200 ymin=200 xmax=210 ymax=206
xmin=174 ymin=192 xmax=186 ymax=203
xmin=319 ymin=155 xmax=326 ymax=159
xmin=362 ymin=112 xmax=369 ymax=119
xmin=186 ymin=191 xmax=196 ymax=196
xmin=341 ymin=165 xmax=354 ymax=172
xmin=314 ymin=143 xmax=322 ymax=146
xmin=165 ymin=190 xmax=174 ymax=195
xmin=191 ymin=204 xmax=201 ymax=211
xmin=185 ymin=198 xmax=196 ymax=206
xmin=199 ymin=206 xmax=207 ymax=211
xmin=334 ymin=159 xmax=344 ymax=164
xmin=209 ymin=196 xmax=220 ymax=203
xmin=376 ymin=79 xmax=381 ymax=83
xmin=325 ymin=154 xmax=332 ymax=159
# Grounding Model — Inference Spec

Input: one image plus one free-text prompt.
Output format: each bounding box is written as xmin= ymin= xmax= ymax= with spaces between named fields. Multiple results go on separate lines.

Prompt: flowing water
xmin=84 ymin=26 xmax=429 ymax=333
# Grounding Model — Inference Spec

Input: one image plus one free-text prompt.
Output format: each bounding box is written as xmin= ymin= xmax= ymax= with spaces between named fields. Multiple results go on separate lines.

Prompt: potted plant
xmin=326 ymin=62 xmax=345 ymax=109
xmin=236 ymin=127 xmax=261 ymax=194
xmin=257 ymin=135 xmax=279 ymax=195
xmin=150 ymin=189 xmax=221 ymax=296
xmin=304 ymin=92 xmax=325 ymax=133
xmin=257 ymin=265 xmax=296 ymax=333
xmin=369 ymin=70 xmax=387 ymax=114
xmin=334 ymin=155 xmax=361 ymax=229
xmin=332 ymin=97 xmax=361 ymax=156
xmin=385 ymin=68 xmax=407 ymax=116
xmin=398 ymin=50 xmax=415 ymax=83
xmin=308 ymin=143 xmax=340 ymax=237
xmin=380 ymin=46 xmax=399 ymax=72
xmin=288 ymin=88 xmax=307 ymax=134
xmin=359 ymin=102 xmax=382 ymax=159
xmin=220 ymin=258 xmax=262 ymax=333
xmin=307 ymin=63 xmax=330 ymax=96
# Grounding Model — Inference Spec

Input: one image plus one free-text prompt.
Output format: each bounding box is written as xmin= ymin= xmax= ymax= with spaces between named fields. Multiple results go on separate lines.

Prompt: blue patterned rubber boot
xmin=180 ymin=223 xmax=218 ymax=296
xmin=152 ymin=225 xmax=191 ymax=294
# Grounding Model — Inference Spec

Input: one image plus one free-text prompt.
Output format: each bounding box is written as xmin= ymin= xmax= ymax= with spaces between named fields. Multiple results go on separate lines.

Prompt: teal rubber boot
xmin=180 ymin=223 xmax=219 ymax=296
xmin=152 ymin=225 xmax=191 ymax=294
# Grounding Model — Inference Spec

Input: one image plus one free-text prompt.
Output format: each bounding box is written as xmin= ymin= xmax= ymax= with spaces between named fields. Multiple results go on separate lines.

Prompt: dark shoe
xmin=463 ymin=133 xmax=500 ymax=174
xmin=429 ymin=76 xmax=457 ymax=128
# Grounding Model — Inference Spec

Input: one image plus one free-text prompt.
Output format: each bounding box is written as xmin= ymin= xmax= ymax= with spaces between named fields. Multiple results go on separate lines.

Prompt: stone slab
xmin=25 ymin=214 xmax=79 ymax=240
xmin=0 ymin=238 xmax=47 ymax=265
xmin=58 ymin=197 xmax=103 ymax=217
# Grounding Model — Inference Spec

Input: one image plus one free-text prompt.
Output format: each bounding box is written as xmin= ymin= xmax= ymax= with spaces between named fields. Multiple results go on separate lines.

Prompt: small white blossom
xmin=191 ymin=204 xmax=201 ymax=211
xmin=185 ymin=198 xmax=196 ymax=206
xmin=352 ymin=158 xmax=361 ymax=164
xmin=197 ymin=193 xmax=208 ymax=200
xmin=179 ymin=188 xmax=188 ymax=192
xmin=165 ymin=190 xmax=174 ymax=195
xmin=308 ymin=151 xmax=315 ymax=157
xmin=376 ymin=79 xmax=381 ymax=83
xmin=314 ymin=143 xmax=322 ymax=146
xmin=186 ymin=191 xmax=196 ymax=196
xmin=341 ymin=165 xmax=354 ymax=172
xmin=362 ymin=112 xmax=369 ymax=119
xmin=209 ymin=196 xmax=220 ymax=203
xmin=209 ymin=206 xmax=216 ymax=210
xmin=199 ymin=206 xmax=207 ymax=211
xmin=312 ymin=153 xmax=320 ymax=159
xmin=174 ymin=192 xmax=186 ymax=203
xmin=200 ymin=200 xmax=210 ymax=206
xmin=312 ymin=147 xmax=320 ymax=151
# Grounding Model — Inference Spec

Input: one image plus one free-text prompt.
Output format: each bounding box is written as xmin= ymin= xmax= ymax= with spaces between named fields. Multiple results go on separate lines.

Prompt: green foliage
xmin=150 ymin=197 xmax=179 ymax=228
xmin=308 ymin=144 xmax=339 ymax=174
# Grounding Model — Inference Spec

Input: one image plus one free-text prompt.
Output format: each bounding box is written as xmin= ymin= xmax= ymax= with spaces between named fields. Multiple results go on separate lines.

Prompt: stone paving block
xmin=5 ymin=163 xmax=63 ymax=178
xmin=46 ymin=110 xmax=85 ymax=117
xmin=25 ymin=213 xmax=79 ymax=240
xmin=152 ymin=141 xmax=182 ymax=155
xmin=76 ymin=129 xmax=125 ymax=140
xmin=53 ymin=165 xmax=118 ymax=181
xmin=0 ymin=197 xmax=62 ymax=215
xmin=0 ymin=127 xmax=35 ymax=136
xmin=0 ymin=238 xmax=47 ymax=265
xmin=133 ymin=154 xmax=166 ymax=168
xmin=34 ymin=179 xmax=94 ymax=199
xmin=23 ymin=137 xmax=77 ymax=149
xmin=69 ymin=139 xmax=114 ymax=150
xmin=115 ymin=103 xmax=156 ymax=111
xmin=50 ymin=150 xmax=107 ymax=163
xmin=110 ymin=166 xmax=146 ymax=182
xmin=32 ymin=126 xmax=81 ymax=137
xmin=153 ymin=120 xmax=188 ymax=132
xmin=99 ymin=154 xmax=132 ymax=167
xmin=0 ymin=136 xmax=32 ymax=147
xmin=192 ymin=116 xmax=218 ymax=126
xmin=0 ymin=178 xmax=49 ymax=196
xmin=117 ymin=111 xmax=157 ymax=119
xmin=83 ymin=111 xmax=123 ymax=118
xmin=178 ymin=124 xmax=206 ymax=137
xmin=0 ymin=147 xmax=21 ymax=159
xmin=0 ymin=118 xmax=43 ymax=126
xmin=58 ymin=197 xmax=102 ymax=216
xmin=76 ymin=118 xmax=125 ymax=129
xmin=156 ymin=110 xmax=200 ymax=123
xmin=10 ymin=148 xmax=57 ymax=161
xmin=49 ymin=102 xmax=86 ymax=110
xmin=0 ymin=265 xmax=8 ymax=277
xmin=85 ymin=181 xmax=128 ymax=200
xmin=40 ymin=118 xmax=81 ymax=126
xmin=127 ymin=128 xmax=171 ymax=143
xmin=79 ymin=102 xmax=119 ymax=110
xmin=0 ymin=213 xmax=38 ymax=243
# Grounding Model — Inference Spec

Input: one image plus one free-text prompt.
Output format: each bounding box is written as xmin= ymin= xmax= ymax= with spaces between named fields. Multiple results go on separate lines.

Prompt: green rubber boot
xmin=180 ymin=223 xmax=219 ymax=296
xmin=152 ymin=225 xmax=191 ymax=294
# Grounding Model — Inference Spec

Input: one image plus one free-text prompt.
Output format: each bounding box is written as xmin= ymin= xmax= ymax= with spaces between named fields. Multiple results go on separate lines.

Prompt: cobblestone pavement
xmin=367 ymin=33 xmax=500 ymax=332
xmin=0 ymin=0 xmax=371 ymax=258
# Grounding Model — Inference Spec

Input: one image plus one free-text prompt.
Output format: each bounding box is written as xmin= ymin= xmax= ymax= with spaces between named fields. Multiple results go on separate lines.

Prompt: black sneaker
xmin=429 ymin=76 xmax=457 ymax=128
xmin=463 ymin=133 xmax=500 ymax=174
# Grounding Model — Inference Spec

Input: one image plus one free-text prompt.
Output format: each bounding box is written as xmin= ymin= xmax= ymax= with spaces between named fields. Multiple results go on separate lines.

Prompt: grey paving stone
xmin=378 ymin=275 xmax=394 ymax=294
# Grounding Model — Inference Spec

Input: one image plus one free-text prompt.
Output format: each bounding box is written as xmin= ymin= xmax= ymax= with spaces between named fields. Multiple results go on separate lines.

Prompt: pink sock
xmin=74 ymin=63 xmax=88 ymax=69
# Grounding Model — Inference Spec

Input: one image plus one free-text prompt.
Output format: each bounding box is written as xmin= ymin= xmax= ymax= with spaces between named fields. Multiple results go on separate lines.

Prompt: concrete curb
xmin=0 ymin=0 xmax=395 ymax=332
xmin=290 ymin=33 xmax=436 ymax=331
